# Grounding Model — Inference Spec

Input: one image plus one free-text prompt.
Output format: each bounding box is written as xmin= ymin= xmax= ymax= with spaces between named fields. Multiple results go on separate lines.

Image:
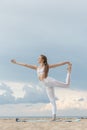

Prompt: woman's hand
xmin=11 ymin=59 xmax=16 ymax=64
xmin=66 ymin=62 xmax=72 ymax=65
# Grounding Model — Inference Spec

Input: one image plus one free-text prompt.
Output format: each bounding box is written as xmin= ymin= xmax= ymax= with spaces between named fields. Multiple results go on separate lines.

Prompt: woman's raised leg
xmin=53 ymin=64 xmax=72 ymax=88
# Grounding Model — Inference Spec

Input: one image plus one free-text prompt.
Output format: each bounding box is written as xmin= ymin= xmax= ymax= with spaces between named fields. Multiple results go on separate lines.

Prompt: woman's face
xmin=38 ymin=56 xmax=44 ymax=64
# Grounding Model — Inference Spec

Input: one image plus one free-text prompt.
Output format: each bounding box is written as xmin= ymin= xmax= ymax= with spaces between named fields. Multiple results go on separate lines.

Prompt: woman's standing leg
xmin=45 ymin=86 xmax=56 ymax=121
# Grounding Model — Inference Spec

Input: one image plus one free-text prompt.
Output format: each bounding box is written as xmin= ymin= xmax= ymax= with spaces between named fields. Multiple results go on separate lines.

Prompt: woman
xmin=11 ymin=54 xmax=72 ymax=121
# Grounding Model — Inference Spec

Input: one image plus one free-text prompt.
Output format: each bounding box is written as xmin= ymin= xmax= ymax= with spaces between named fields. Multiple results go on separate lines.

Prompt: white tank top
xmin=37 ymin=67 xmax=45 ymax=76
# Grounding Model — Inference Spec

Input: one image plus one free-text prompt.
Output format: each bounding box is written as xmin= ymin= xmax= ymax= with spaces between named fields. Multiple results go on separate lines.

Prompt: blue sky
xmin=0 ymin=0 xmax=87 ymax=116
xmin=0 ymin=0 xmax=87 ymax=89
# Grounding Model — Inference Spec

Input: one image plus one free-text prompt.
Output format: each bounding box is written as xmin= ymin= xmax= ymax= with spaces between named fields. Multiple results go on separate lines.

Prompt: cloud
xmin=0 ymin=103 xmax=87 ymax=117
xmin=40 ymin=97 xmax=87 ymax=111
xmin=16 ymin=83 xmax=49 ymax=103
xmin=0 ymin=81 xmax=49 ymax=104
xmin=0 ymin=82 xmax=15 ymax=104
xmin=0 ymin=81 xmax=87 ymax=116
xmin=0 ymin=81 xmax=87 ymax=111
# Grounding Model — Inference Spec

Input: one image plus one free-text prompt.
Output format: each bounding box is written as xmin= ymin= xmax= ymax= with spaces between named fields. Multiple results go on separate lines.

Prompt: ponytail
xmin=40 ymin=55 xmax=49 ymax=77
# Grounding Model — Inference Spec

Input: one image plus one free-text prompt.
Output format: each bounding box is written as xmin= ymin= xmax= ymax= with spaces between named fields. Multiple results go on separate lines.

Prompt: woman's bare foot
xmin=67 ymin=63 xmax=72 ymax=73
xmin=51 ymin=118 xmax=56 ymax=121
xmin=51 ymin=114 xmax=56 ymax=121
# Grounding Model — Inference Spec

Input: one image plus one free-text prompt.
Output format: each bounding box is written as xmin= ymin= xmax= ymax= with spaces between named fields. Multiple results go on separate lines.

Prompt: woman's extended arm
xmin=49 ymin=61 xmax=71 ymax=69
xmin=11 ymin=59 xmax=37 ymax=70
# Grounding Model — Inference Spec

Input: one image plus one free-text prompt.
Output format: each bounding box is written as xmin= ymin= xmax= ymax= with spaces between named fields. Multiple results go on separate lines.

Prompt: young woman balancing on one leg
xmin=11 ymin=54 xmax=72 ymax=121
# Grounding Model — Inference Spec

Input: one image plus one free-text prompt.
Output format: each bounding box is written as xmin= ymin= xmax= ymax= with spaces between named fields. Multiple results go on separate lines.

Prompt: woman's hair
xmin=40 ymin=54 xmax=49 ymax=77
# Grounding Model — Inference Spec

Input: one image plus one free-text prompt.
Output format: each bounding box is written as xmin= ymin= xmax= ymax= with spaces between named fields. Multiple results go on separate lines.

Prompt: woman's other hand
xmin=11 ymin=59 xmax=16 ymax=64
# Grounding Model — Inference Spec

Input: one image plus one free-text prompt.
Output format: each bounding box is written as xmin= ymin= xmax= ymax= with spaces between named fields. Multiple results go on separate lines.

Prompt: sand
xmin=0 ymin=118 xmax=87 ymax=130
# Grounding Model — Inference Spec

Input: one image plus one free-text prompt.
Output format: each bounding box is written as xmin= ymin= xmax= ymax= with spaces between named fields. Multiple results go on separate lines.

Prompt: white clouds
xmin=4 ymin=81 xmax=25 ymax=98
xmin=0 ymin=102 xmax=87 ymax=117
xmin=0 ymin=81 xmax=87 ymax=116
xmin=0 ymin=81 xmax=87 ymax=109
xmin=0 ymin=81 xmax=49 ymax=104
xmin=0 ymin=82 xmax=15 ymax=104
xmin=57 ymin=98 xmax=87 ymax=110
xmin=38 ymin=87 xmax=87 ymax=112
xmin=0 ymin=90 xmax=6 ymax=95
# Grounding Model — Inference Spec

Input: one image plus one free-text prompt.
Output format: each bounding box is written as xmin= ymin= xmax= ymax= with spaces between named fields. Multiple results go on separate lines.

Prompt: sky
xmin=0 ymin=0 xmax=87 ymax=116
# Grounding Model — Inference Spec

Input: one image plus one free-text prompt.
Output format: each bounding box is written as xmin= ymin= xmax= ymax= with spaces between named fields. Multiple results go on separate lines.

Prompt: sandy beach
xmin=0 ymin=118 xmax=87 ymax=130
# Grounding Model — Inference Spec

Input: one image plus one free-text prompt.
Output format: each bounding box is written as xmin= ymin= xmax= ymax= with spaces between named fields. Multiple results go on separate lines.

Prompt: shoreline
xmin=0 ymin=115 xmax=87 ymax=119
